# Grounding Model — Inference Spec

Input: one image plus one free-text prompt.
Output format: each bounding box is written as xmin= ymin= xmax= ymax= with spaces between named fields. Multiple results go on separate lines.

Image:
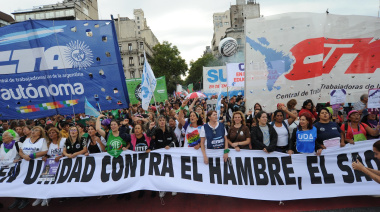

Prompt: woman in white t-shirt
xmin=178 ymin=99 xmax=204 ymax=148
xmin=18 ymin=126 xmax=48 ymax=208
xmin=270 ymin=105 xmax=297 ymax=153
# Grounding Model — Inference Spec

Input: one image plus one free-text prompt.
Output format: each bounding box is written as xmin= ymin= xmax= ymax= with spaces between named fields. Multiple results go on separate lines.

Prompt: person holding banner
xmin=288 ymin=113 xmax=322 ymax=155
xmin=314 ymin=108 xmax=345 ymax=149
xmin=19 ymin=126 xmax=48 ymax=209
xmin=352 ymin=140 xmax=380 ymax=183
xmin=200 ymin=110 xmax=229 ymax=164
xmin=63 ymin=126 xmax=87 ymax=159
xmin=341 ymin=110 xmax=380 ymax=143
xmin=178 ymin=99 xmax=203 ymax=148
xmin=227 ymin=111 xmax=251 ymax=150
xmin=86 ymin=126 xmax=106 ymax=154
xmin=251 ymin=111 xmax=277 ymax=153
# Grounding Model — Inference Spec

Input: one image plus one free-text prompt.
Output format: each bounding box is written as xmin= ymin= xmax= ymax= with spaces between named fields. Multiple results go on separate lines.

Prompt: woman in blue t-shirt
xmin=289 ymin=112 xmax=322 ymax=155
xmin=314 ymin=108 xmax=345 ymax=148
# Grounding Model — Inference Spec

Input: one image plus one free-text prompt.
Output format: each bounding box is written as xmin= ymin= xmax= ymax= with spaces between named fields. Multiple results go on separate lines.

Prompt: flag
xmin=216 ymin=83 xmax=223 ymax=120
xmin=141 ymin=52 xmax=157 ymax=110
xmin=85 ymin=97 xmax=100 ymax=117
xmin=188 ymin=83 xmax=193 ymax=93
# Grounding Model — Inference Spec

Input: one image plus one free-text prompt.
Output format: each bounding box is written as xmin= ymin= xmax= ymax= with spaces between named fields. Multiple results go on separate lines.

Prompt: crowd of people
xmin=0 ymin=93 xmax=379 ymax=209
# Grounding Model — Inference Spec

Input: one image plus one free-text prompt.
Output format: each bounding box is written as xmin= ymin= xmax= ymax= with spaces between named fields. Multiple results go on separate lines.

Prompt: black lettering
xmin=281 ymin=156 xmax=296 ymax=185
xmin=181 ymin=156 xmax=191 ymax=180
xmin=253 ymin=157 xmax=268 ymax=185
xmin=223 ymin=160 xmax=237 ymax=185
xmin=235 ymin=157 xmax=254 ymax=185
xmin=0 ymin=167 xmax=10 ymax=183
xmin=138 ymin=153 xmax=149 ymax=176
xmin=161 ymin=154 xmax=174 ymax=177
xmin=192 ymin=157 xmax=203 ymax=182
xmin=124 ymin=154 xmax=137 ymax=178
xmin=6 ymin=162 xmax=21 ymax=183
xmin=112 ymin=156 xmax=124 ymax=181
xmin=24 ymin=160 xmax=44 ymax=185
xmin=307 ymin=156 xmax=322 ymax=184
xmin=337 ymin=154 xmax=354 ymax=183
xmin=148 ymin=153 xmax=161 ymax=176
xmin=101 ymin=155 xmax=111 ymax=182
xmin=81 ymin=157 xmax=95 ymax=182
xmin=67 ymin=158 xmax=83 ymax=182
xmin=364 ymin=150 xmax=380 ymax=170
xmin=267 ymin=157 xmax=284 ymax=185
xmin=319 ymin=156 xmax=335 ymax=184
xmin=209 ymin=157 xmax=222 ymax=184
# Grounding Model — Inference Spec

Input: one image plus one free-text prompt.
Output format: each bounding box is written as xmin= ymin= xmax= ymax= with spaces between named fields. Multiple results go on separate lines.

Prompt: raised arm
xmin=96 ymin=114 xmax=106 ymax=138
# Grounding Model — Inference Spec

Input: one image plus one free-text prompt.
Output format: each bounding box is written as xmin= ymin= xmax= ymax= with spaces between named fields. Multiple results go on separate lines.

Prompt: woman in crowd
xmin=15 ymin=125 xmax=24 ymax=139
xmin=341 ymin=110 xmax=380 ymax=143
xmin=270 ymin=105 xmax=297 ymax=153
xmin=361 ymin=112 xmax=380 ymax=140
xmin=314 ymin=108 xmax=345 ymax=148
xmin=254 ymin=103 xmax=263 ymax=111
xmin=168 ymin=117 xmax=183 ymax=147
xmin=1 ymin=130 xmax=25 ymax=210
xmin=33 ymin=127 xmax=66 ymax=206
xmin=86 ymin=125 xmax=106 ymax=154
xmin=288 ymin=109 xmax=300 ymax=141
xmin=147 ymin=115 xmax=178 ymax=197
xmin=63 ymin=126 xmax=87 ymax=158
xmin=352 ymin=140 xmax=380 ymax=183
xmin=299 ymin=99 xmax=318 ymax=121
xmin=77 ymin=123 xmax=88 ymax=139
xmin=227 ymin=111 xmax=251 ymax=150
xmin=178 ymin=99 xmax=203 ymax=148
xmin=288 ymin=113 xmax=322 ymax=155
xmin=200 ymin=110 xmax=229 ymax=164
xmin=19 ymin=125 xmax=32 ymax=143
xmin=287 ymin=99 xmax=298 ymax=112
xmin=251 ymin=111 xmax=277 ymax=153
xmin=19 ymin=126 xmax=48 ymax=208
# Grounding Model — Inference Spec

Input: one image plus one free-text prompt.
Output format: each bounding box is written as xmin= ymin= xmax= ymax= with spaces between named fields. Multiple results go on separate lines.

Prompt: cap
xmin=347 ymin=110 xmax=358 ymax=117
xmin=151 ymin=106 xmax=157 ymax=112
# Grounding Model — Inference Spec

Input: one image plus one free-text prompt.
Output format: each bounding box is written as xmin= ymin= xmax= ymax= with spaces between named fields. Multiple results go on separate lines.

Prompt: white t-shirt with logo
xmin=21 ymin=138 xmax=48 ymax=155
xmin=47 ymin=138 xmax=66 ymax=157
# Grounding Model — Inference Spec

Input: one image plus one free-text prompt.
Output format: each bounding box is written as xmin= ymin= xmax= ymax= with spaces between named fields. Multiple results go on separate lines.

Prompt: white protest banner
xmin=207 ymin=99 xmax=217 ymax=111
xmin=0 ymin=140 xmax=379 ymax=200
xmin=330 ymin=89 xmax=346 ymax=105
xmin=245 ymin=13 xmax=380 ymax=112
xmin=368 ymin=89 xmax=380 ymax=109
xmin=203 ymin=66 xmax=243 ymax=97
xmin=227 ymin=63 xmax=245 ymax=87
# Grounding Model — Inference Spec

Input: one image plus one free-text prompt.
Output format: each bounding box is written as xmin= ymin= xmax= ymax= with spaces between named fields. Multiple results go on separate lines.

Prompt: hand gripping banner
xmin=0 ymin=20 xmax=129 ymax=119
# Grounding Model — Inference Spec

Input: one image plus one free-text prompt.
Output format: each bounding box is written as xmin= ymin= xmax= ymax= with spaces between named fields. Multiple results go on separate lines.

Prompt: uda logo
xmin=64 ymin=40 xmax=94 ymax=70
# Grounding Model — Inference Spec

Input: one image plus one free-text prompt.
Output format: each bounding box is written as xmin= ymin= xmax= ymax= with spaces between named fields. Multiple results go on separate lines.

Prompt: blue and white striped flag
xmin=216 ymin=83 xmax=223 ymax=120
xmin=141 ymin=52 xmax=157 ymax=110
xmin=85 ymin=97 xmax=100 ymax=117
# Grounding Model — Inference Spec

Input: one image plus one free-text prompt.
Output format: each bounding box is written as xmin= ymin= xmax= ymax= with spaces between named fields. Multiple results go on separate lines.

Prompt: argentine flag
xmin=141 ymin=52 xmax=157 ymax=110
xmin=85 ymin=98 xmax=100 ymax=117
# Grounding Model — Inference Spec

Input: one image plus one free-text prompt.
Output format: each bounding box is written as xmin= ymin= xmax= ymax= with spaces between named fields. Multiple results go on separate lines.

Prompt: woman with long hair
xmin=299 ymin=99 xmax=318 ymax=121
xmin=63 ymin=126 xmax=87 ymax=158
xmin=200 ymin=110 xmax=229 ymax=164
xmin=19 ymin=125 xmax=32 ymax=143
xmin=178 ymin=99 xmax=204 ymax=148
xmin=86 ymin=126 xmax=106 ymax=154
xmin=227 ymin=111 xmax=251 ymax=151
xmin=270 ymin=105 xmax=297 ymax=153
xmin=288 ymin=113 xmax=322 ymax=155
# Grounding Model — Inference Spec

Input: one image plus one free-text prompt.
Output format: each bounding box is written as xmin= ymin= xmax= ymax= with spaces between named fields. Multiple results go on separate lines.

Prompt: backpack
xmin=343 ymin=122 xmax=365 ymax=139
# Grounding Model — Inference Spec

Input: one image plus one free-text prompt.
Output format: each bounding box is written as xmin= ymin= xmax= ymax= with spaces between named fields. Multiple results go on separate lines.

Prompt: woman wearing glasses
xmin=200 ymin=110 xmax=229 ymax=164
xmin=63 ymin=126 xmax=87 ymax=158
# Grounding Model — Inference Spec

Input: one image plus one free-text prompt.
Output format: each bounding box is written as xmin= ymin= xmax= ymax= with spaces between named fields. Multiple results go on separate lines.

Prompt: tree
xmin=149 ymin=41 xmax=188 ymax=94
xmin=185 ymin=53 xmax=222 ymax=91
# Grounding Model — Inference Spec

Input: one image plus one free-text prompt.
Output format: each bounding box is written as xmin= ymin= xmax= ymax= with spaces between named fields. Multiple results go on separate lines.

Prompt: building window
xmin=237 ymin=38 xmax=242 ymax=44
xmin=140 ymin=42 xmax=144 ymax=50
xmin=140 ymin=54 xmax=144 ymax=65
xmin=138 ymin=31 xmax=140 ymax=34
xmin=129 ymin=57 xmax=134 ymax=66
xmin=137 ymin=21 xmax=140 ymax=23
xmin=137 ymin=26 xmax=140 ymax=29
xmin=137 ymin=16 xmax=139 ymax=20
xmin=130 ymin=71 xmax=135 ymax=78
xmin=139 ymin=69 xmax=143 ymax=77
xmin=128 ymin=43 xmax=132 ymax=51
xmin=224 ymin=22 xmax=229 ymax=25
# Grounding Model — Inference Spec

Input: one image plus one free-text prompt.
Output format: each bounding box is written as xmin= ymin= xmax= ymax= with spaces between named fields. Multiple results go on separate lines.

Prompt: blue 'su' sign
xmin=207 ymin=69 xmax=226 ymax=83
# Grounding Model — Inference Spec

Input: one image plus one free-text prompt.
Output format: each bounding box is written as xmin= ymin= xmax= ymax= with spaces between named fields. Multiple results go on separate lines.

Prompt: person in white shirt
xmin=270 ymin=106 xmax=297 ymax=153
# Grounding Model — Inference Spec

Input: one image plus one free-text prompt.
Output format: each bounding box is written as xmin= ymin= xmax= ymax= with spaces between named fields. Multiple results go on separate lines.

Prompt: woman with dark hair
xmin=361 ymin=112 xmax=380 ymax=140
xmin=270 ymin=105 xmax=297 ymax=153
xmin=200 ymin=110 xmax=228 ymax=164
xmin=19 ymin=125 xmax=32 ymax=143
xmin=77 ymin=123 xmax=88 ymax=139
xmin=287 ymin=99 xmax=297 ymax=111
xmin=254 ymin=103 xmax=263 ymax=111
xmin=251 ymin=111 xmax=277 ymax=153
xmin=227 ymin=111 xmax=251 ymax=150
xmin=341 ymin=110 xmax=379 ymax=143
xmin=63 ymin=126 xmax=87 ymax=158
xmin=299 ymin=99 xmax=318 ymax=121
xmin=352 ymin=140 xmax=380 ymax=183
xmin=289 ymin=113 xmax=322 ymax=155
xmin=86 ymin=126 xmax=106 ymax=154
xmin=178 ymin=99 xmax=203 ymax=148
xmin=314 ymin=108 xmax=345 ymax=148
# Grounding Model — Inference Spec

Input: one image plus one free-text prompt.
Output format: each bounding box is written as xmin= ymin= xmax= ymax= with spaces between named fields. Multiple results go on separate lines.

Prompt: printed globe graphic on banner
xmin=64 ymin=40 xmax=94 ymax=70
xmin=134 ymin=83 xmax=143 ymax=102
xmin=219 ymin=37 xmax=238 ymax=57
xmin=71 ymin=49 xmax=85 ymax=62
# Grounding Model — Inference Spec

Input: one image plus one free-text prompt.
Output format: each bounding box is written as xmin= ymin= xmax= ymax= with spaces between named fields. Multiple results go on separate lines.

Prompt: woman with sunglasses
xmin=200 ymin=110 xmax=229 ymax=164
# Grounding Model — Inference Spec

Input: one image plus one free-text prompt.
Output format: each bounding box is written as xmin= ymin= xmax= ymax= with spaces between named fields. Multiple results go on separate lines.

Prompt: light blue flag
xmin=216 ymin=83 xmax=222 ymax=120
xmin=141 ymin=52 xmax=157 ymax=110
xmin=85 ymin=97 xmax=100 ymax=117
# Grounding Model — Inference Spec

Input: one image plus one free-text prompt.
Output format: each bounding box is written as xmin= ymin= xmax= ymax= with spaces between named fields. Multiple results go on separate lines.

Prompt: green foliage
xmin=185 ymin=53 xmax=222 ymax=91
xmin=149 ymin=41 xmax=188 ymax=94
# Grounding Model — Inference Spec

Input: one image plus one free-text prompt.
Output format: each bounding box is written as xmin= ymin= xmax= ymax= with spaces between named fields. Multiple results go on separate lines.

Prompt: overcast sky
xmin=3 ymin=0 xmax=379 ymax=66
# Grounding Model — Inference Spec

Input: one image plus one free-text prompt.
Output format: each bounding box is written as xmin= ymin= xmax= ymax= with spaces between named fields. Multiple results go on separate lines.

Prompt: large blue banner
xmin=0 ymin=20 xmax=129 ymax=120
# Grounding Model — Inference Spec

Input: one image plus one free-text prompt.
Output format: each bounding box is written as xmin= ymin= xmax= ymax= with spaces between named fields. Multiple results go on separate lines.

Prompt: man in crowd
xmin=353 ymin=94 xmax=368 ymax=118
